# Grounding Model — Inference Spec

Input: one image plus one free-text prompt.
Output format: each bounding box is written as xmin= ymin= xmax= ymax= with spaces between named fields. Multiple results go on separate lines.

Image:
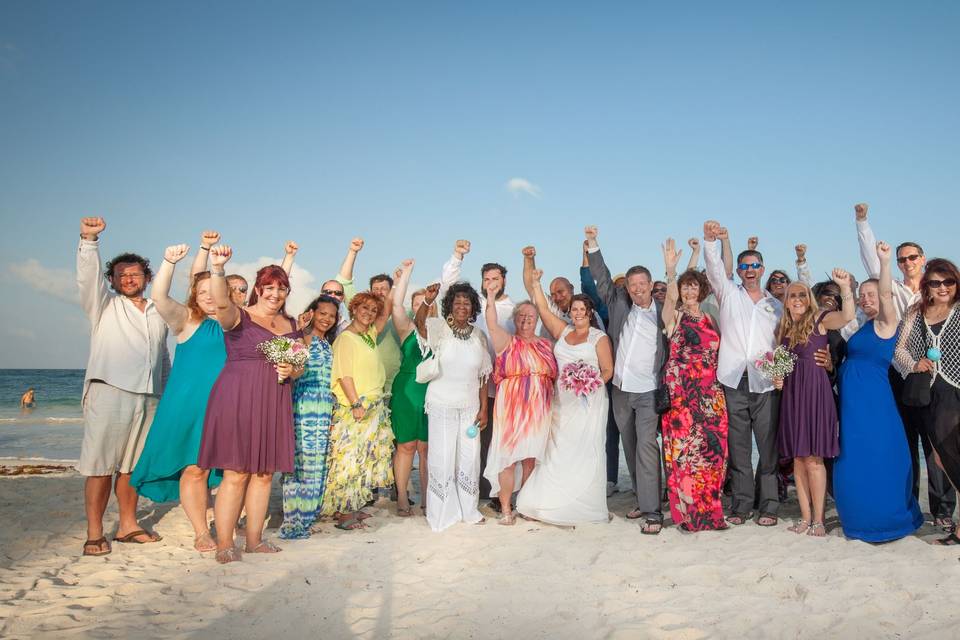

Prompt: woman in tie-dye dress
xmin=279 ymin=295 xmax=340 ymax=539
xmin=483 ymin=289 xmax=558 ymax=526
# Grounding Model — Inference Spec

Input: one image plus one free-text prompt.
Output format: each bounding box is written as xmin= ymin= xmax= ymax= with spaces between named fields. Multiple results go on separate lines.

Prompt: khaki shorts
xmin=78 ymin=382 xmax=159 ymax=476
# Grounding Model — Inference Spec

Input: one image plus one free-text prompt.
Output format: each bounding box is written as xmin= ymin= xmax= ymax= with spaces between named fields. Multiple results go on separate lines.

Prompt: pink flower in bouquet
xmin=559 ymin=360 xmax=603 ymax=398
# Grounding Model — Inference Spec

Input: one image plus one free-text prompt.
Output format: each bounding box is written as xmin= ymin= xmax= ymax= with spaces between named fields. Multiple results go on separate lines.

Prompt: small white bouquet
xmin=257 ymin=336 xmax=309 ymax=383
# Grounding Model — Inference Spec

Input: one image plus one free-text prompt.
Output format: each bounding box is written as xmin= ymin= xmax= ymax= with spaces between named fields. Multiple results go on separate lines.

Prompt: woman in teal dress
xmin=280 ymin=295 xmax=339 ymax=539
xmin=131 ymin=244 xmax=226 ymax=552
xmin=389 ymin=260 xmax=430 ymax=515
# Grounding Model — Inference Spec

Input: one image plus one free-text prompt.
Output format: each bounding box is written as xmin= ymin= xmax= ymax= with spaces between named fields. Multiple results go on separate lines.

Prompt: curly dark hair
xmin=105 ymin=252 xmax=152 ymax=280
xmin=441 ymin=282 xmax=481 ymax=323
xmin=303 ymin=294 xmax=341 ymax=343
xmin=677 ymin=269 xmax=711 ymax=302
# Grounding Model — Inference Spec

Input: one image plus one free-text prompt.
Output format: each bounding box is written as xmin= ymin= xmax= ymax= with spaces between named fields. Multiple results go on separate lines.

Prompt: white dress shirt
xmin=613 ymin=302 xmax=658 ymax=393
xmin=857 ymin=219 xmax=921 ymax=320
xmin=77 ymin=239 xmax=170 ymax=401
xmin=704 ymin=239 xmax=782 ymax=392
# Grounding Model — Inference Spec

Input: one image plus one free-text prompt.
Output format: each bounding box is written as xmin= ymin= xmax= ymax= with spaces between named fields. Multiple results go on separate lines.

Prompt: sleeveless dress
xmin=484 ymin=336 xmax=558 ymax=498
xmin=661 ymin=312 xmax=728 ymax=531
xmin=131 ymin=318 xmax=226 ymax=502
xmin=833 ymin=321 xmax=923 ymax=542
xmin=517 ymin=326 xmax=608 ymax=525
xmin=198 ymin=309 xmax=298 ymax=474
xmin=390 ymin=331 xmax=428 ymax=443
xmin=777 ymin=313 xmax=839 ymax=459
xmin=280 ymin=336 xmax=334 ymax=539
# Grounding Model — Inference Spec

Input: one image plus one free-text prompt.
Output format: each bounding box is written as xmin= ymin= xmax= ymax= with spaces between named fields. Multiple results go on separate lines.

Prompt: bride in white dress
xmin=516 ymin=253 xmax=614 ymax=525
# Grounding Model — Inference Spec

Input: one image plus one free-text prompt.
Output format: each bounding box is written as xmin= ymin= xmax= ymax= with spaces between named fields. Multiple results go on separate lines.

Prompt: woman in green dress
xmin=131 ymin=243 xmax=226 ymax=552
xmin=390 ymin=259 xmax=432 ymax=516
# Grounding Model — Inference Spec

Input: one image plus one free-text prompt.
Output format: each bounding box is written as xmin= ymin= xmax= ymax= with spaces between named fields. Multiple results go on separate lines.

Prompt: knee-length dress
xmin=833 ymin=321 xmax=923 ymax=542
xmin=198 ymin=309 xmax=298 ymax=474
xmin=390 ymin=331 xmax=428 ymax=443
xmin=484 ymin=335 xmax=557 ymax=498
xmin=777 ymin=313 xmax=839 ymax=459
xmin=131 ymin=318 xmax=226 ymax=502
xmin=280 ymin=336 xmax=334 ymax=539
xmin=661 ymin=312 xmax=728 ymax=531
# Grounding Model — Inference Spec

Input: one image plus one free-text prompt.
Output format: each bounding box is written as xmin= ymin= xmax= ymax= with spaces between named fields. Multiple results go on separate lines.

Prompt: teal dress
xmin=131 ymin=318 xmax=226 ymax=502
xmin=280 ymin=336 xmax=335 ymax=539
xmin=389 ymin=331 xmax=428 ymax=443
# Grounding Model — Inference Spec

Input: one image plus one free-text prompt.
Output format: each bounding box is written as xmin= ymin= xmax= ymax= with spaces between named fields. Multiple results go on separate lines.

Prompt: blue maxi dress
xmin=833 ymin=320 xmax=923 ymax=542
xmin=131 ymin=318 xmax=226 ymax=502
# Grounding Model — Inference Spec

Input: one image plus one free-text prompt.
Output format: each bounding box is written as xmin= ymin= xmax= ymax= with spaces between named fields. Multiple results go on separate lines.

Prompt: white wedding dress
xmin=516 ymin=326 xmax=609 ymax=525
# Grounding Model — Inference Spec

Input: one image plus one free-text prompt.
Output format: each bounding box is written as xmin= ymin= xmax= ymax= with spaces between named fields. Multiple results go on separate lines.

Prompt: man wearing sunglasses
xmin=322 ymin=237 xmax=364 ymax=332
xmin=703 ymin=220 xmax=783 ymax=527
xmin=854 ymin=203 xmax=955 ymax=531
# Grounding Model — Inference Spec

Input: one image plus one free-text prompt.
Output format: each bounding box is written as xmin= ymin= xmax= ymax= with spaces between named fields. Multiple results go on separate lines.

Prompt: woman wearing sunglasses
xmin=895 ymin=258 xmax=960 ymax=545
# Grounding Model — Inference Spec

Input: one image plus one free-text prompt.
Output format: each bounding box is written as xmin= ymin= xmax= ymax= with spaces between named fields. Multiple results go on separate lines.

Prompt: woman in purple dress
xmin=774 ymin=269 xmax=855 ymax=537
xmin=198 ymin=247 xmax=304 ymax=564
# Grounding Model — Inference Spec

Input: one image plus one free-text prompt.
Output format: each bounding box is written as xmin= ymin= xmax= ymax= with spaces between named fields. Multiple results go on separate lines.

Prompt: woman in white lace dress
xmin=517 ymin=261 xmax=614 ymax=525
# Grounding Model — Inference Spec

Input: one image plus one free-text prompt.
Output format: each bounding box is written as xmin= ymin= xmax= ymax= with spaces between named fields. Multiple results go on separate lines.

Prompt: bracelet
xmin=350 ymin=400 xmax=363 ymax=410
xmin=200 ymin=246 xmax=211 ymax=251
xmin=163 ymin=258 xmax=175 ymax=265
xmin=211 ymin=269 xmax=226 ymax=277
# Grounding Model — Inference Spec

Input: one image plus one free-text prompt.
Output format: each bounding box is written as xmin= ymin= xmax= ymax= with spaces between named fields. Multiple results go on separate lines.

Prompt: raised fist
xmin=200 ymin=230 xmax=221 ymax=248
xmin=284 ymin=240 xmax=299 ymax=256
xmin=423 ymin=282 xmax=440 ymax=304
xmin=747 ymin=236 xmax=759 ymax=251
xmin=854 ymin=203 xmax=868 ymax=221
xmin=876 ymin=241 xmax=891 ymax=263
xmin=687 ymin=237 xmax=700 ymax=250
xmin=716 ymin=227 xmax=730 ymax=241
xmin=795 ymin=244 xmax=807 ymax=262
xmin=349 ymin=237 xmax=364 ymax=253
xmin=454 ymin=239 xmax=471 ymax=257
xmin=80 ymin=217 xmax=106 ymax=240
xmin=584 ymin=226 xmax=598 ymax=241
xmin=399 ymin=258 xmax=414 ymax=270
xmin=164 ymin=244 xmax=190 ymax=264
xmin=210 ymin=245 xmax=233 ymax=267
xmin=831 ymin=268 xmax=851 ymax=288
xmin=522 ymin=246 xmax=536 ymax=258
xmin=703 ymin=221 xmax=721 ymax=241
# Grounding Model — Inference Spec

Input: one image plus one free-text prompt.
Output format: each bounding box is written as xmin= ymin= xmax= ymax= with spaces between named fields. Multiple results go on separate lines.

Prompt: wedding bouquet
xmin=559 ymin=360 xmax=603 ymax=398
xmin=257 ymin=336 xmax=309 ymax=383
xmin=754 ymin=346 xmax=797 ymax=382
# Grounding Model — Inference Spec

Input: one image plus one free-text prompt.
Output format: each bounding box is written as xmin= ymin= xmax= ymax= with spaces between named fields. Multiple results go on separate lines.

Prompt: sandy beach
xmin=1 ymin=460 xmax=958 ymax=640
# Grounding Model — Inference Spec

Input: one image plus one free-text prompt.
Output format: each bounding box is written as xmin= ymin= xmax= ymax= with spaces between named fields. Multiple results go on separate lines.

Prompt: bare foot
xmin=194 ymin=532 xmax=217 ymax=552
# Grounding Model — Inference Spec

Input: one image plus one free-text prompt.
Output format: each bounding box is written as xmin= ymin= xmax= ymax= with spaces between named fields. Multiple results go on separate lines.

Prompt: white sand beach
xmin=1 ymin=462 xmax=958 ymax=640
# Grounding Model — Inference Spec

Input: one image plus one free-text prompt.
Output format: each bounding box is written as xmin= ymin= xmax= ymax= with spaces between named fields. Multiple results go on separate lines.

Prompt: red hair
xmin=247 ymin=265 xmax=292 ymax=316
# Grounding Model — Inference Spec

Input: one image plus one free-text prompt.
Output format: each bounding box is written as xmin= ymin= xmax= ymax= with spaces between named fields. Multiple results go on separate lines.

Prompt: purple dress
xmin=198 ymin=309 xmax=299 ymax=474
xmin=777 ymin=313 xmax=840 ymax=459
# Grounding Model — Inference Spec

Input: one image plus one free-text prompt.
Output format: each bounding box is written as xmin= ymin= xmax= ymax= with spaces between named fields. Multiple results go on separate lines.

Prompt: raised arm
xmin=702 ymin=220 xmax=735 ymax=302
xmin=189 ymin=230 xmax=220 ymax=279
xmin=280 ymin=240 xmax=298 ymax=276
xmin=439 ymin=239 xmax=469 ymax=299
xmin=392 ymin=259 xmax=415 ymax=340
xmin=585 ymin=225 xmax=619 ymax=307
xmin=718 ymin=227 xmax=734 ymax=279
xmin=209 ymin=245 xmax=240 ymax=330
xmin=485 ymin=284 xmax=512 ymax=354
xmin=855 ymin=203 xmax=882 ymax=279
xmin=874 ymin=241 xmax=898 ymax=336
xmin=77 ymin=217 xmax=110 ymax=324
xmin=152 ymin=244 xmax=192 ymax=335
xmin=685 ymin=237 xmax=701 ymax=272
xmin=336 ymin=237 xmax=363 ymax=303
xmin=661 ymin=238 xmax=682 ymax=338
xmin=820 ymin=269 xmax=856 ymax=330
xmin=795 ymin=244 xmax=812 ymax=286
xmin=414 ymin=283 xmax=440 ymax=340
xmin=524 ymin=260 xmax=568 ymax=341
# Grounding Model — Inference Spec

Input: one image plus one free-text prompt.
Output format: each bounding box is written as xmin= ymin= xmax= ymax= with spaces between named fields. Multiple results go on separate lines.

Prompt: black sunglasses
xmin=768 ymin=276 xmax=789 ymax=284
xmin=926 ymin=278 xmax=957 ymax=289
xmin=896 ymin=254 xmax=922 ymax=264
xmin=321 ymin=289 xmax=344 ymax=297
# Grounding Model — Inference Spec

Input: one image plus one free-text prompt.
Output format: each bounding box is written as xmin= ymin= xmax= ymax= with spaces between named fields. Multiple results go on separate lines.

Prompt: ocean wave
xmin=0 ymin=417 xmax=84 ymax=425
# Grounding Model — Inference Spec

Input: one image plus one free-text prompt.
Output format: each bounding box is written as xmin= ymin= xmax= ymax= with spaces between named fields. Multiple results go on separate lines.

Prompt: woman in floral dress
xmin=660 ymin=239 xmax=729 ymax=532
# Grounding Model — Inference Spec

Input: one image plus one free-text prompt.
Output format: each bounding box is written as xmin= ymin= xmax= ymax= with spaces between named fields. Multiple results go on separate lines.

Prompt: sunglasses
xmin=321 ymin=289 xmax=344 ymax=297
xmin=768 ymin=276 xmax=789 ymax=284
xmin=652 ymin=287 xmax=667 ymax=293
xmin=230 ymin=285 xmax=248 ymax=293
xmin=897 ymin=253 xmax=922 ymax=264
xmin=926 ymin=278 xmax=958 ymax=289
xmin=738 ymin=262 xmax=762 ymax=270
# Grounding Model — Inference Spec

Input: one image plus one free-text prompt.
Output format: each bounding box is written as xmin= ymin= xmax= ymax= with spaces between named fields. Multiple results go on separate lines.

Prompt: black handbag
xmin=654 ymin=384 xmax=671 ymax=414
xmin=901 ymin=371 xmax=932 ymax=407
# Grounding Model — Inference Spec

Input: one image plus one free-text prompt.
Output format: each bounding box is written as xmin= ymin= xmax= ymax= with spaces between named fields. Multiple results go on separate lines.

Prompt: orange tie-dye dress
xmin=483 ymin=336 xmax=558 ymax=497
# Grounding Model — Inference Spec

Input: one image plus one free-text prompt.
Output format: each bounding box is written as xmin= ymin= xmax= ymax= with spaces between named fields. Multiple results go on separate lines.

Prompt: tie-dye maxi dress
xmin=483 ymin=335 xmax=558 ymax=498
xmin=279 ymin=336 xmax=334 ymax=539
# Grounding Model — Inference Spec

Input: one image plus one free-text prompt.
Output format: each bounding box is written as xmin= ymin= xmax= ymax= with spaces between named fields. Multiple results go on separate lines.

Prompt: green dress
xmin=131 ymin=318 xmax=225 ymax=502
xmin=389 ymin=331 xmax=428 ymax=443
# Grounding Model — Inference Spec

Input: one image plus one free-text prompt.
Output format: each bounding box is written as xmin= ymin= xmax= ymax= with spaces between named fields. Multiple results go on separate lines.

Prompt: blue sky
xmin=1 ymin=1 xmax=958 ymax=368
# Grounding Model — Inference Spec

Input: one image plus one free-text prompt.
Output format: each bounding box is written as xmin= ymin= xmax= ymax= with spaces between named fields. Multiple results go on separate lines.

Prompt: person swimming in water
xmin=20 ymin=387 xmax=36 ymax=409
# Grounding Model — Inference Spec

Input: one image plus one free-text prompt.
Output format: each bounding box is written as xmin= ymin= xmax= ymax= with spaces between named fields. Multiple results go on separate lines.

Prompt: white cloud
xmin=3 ymin=326 xmax=36 ymax=341
xmin=226 ymin=258 xmax=318 ymax=317
xmin=505 ymin=177 xmax=542 ymax=198
xmin=7 ymin=259 xmax=79 ymax=304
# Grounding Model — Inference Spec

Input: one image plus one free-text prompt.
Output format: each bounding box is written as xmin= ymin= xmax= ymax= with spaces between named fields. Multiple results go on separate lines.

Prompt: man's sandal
xmin=934 ymin=533 xmax=960 ymax=546
xmin=82 ymin=537 xmax=111 ymax=556
xmin=756 ymin=514 xmax=778 ymax=527
xmin=640 ymin=518 xmax=663 ymax=535
xmin=114 ymin=529 xmax=162 ymax=544
xmin=726 ymin=512 xmax=751 ymax=526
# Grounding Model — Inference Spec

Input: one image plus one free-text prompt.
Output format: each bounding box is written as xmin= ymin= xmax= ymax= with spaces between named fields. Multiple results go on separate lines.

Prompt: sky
xmin=1 ymin=1 xmax=958 ymax=368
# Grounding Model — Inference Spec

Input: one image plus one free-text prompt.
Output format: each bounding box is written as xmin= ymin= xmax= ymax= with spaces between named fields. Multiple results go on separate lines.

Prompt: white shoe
xmin=606 ymin=482 xmax=618 ymax=497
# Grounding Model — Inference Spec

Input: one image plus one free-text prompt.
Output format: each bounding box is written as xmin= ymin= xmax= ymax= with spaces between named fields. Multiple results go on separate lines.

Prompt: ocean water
xmin=0 ymin=369 xmax=84 ymax=460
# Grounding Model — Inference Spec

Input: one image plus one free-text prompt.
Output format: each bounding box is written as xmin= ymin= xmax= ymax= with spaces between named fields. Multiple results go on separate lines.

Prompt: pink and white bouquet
xmin=257 ymin=336 xmax=309 ymax=383
xmin=754 ymin=346 xmax=797 ymax=381
xmin=559 ymin=360 xmax=603 ymax=398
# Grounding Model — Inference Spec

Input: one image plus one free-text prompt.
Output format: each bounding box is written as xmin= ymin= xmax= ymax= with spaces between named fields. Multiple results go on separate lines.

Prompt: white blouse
xmin=422 ymin=317 xmax=492 ymax=411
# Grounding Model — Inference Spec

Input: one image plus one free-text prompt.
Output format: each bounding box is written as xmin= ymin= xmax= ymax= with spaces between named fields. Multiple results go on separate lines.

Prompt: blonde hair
xmin=777 ymin=282 xmax=820 ymax=348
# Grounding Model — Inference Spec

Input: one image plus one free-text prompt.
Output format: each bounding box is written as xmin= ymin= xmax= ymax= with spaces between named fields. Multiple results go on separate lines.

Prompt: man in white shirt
xmin=585 ymin=226 xmax=667 ymax=533
xmin=702 ymin=220 xmax=783 ymax=526
xmin=441 ymin=241 xmax=515 ymax=508
xmin=854 ymin=203 xmax=955 ymax=529
xmin=77 ymin=217 xmax=170 ymax=556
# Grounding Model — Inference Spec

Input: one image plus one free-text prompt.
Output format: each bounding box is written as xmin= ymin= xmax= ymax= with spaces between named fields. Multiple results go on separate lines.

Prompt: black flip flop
xmin=935 ymin=533 xmax=960 ymax=546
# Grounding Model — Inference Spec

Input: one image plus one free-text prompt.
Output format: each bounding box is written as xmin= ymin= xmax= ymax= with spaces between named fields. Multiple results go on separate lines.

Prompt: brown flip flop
xmin=114 ymin=529 xmax=162 ymax=544
xmin=82 ymin=537 xmax=111 ymax=556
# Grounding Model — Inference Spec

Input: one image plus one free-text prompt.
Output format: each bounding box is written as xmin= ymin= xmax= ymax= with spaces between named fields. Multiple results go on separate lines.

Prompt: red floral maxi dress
xmin=662 ymin=311 xmax=729 ymax=531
